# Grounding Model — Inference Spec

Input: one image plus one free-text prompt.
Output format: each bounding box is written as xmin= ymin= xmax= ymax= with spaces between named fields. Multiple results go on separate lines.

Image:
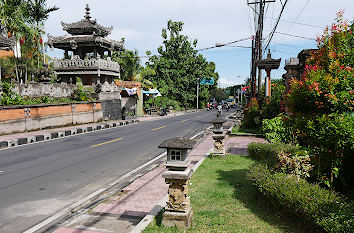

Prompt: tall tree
xmin=145 ymin=20 xmax=218 ymax=108
xmin=27 ymin=0 xmax=58 ymax=66
xmin=112 ymin=49 xmax=141 ymax=81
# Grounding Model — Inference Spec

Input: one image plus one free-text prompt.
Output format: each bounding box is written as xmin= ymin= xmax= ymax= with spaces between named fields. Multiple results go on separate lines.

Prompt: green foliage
xmin=247 ymin=142 xmax=301 ymax=167
xmin=261 ymin=116 xmax=296 ymax=144
xmin=0 ymin=0 xmax=58 ymax=77
xmin=241 ymin=97 xmax=261 ymax=129
xmin=287 ymin=12 xmax=354 ymax=115
xmin=268 ymin=13 xmax=354 ymax=192
xmin=145 ymin=20 xmax=219 ymax=108
xmin=0 ymin=81 xmax=24 ymax=105
xmin=291 ymin=113 xmax=354 ymax=189
xmin=247 ymin=164 xmax=354 ymax=233
xmin=143 ymin=96 xmax=181 ymax=110
xmin=275 ymin=149 xmax=313 ymax=181
xmin=72 ymin=85 xmax=93 ymax=102
xmin=112 ymin=49 xmax=141 ymax=81
xmin=260 ymin=82 xmax=286 ymax=120
xmin=210 ymin=88 xmax=228 ymax=102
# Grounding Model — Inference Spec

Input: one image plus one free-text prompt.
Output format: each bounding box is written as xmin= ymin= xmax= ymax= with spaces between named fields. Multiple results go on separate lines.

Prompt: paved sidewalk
xmin=52 ymin=133 xmax=214 ymax=233
xmin=226 ymin=135 xmax=267 ymax=155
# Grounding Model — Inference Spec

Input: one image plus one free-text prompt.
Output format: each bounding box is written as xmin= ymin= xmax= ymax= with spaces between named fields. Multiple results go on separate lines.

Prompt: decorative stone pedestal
xmin=212 ymin=133 xmax=226 ymax=157
xmin=158 ymin=137 xmax=196 ymax=229
xmin=211 ymin=116 xmax=227 ymax=158
xmin=162 ymin=169 xmax=193 ymax=228
xmin=162 ymin=207 xmax=194 ymax=228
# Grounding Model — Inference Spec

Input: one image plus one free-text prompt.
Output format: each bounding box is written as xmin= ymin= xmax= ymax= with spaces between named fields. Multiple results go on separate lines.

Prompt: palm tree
xmin=27 ymin=0 xmax=58 ymax=67
xmin=112 ymin=49 xmax=156 ymax=90
xmin=112 ymin=49 xmax=141 ymax=80
xmin=132 ymin=67 xmax=155 ymax=90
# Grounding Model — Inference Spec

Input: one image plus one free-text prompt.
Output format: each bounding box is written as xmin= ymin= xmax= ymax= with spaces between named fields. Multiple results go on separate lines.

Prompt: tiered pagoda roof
xmin=47 ymin=4 xmax=124 ymax=51
xmin=61 ymin=4 xmax=113 ymax=36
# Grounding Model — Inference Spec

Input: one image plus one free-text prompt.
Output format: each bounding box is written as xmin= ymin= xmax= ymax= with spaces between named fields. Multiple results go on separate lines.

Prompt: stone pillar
xmin=211 ymin=117 xmax=227 ymax=158
xmin=158 ymin=137 xmax=196 ymax=228
xmin=136 ymin=90 xmax=143 ymax=117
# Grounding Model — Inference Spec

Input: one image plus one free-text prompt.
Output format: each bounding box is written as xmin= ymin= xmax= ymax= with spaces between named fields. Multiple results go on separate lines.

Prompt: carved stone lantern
xmin=211 ymin=117 xmax=227 ymax=157
xmin=158 ymin=137 xmax=196 ymax=228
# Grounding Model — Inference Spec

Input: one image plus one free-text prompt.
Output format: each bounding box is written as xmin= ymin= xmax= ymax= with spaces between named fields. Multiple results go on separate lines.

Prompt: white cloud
xmin=44 ymin=0 xmax=354 ymax=80
xmin=218 ymin=77 xmax=244 ymax=88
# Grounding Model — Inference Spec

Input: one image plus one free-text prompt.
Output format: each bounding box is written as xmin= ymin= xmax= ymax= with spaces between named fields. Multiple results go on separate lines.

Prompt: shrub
xmin=0 ymin=81 xmax=24 ymax=105
xmin=287 ymin=11 xmax=354 ymax=115
xmin=247 ymin=164 xmax=354 ymax=233
xmin=247 ymin=142 xmax=300 ymax=167
xmin=72 ymin=85 xmax=93 ymax=101
xmin=275 ymin=149 xmax=313 ymax=181
xmin=261 ymin=115 xmax=296 ymax=143
xmin=260 ymin=82 xmax=286 ymax=120
xmin=241 ymin=97 xmax=261 ymax=129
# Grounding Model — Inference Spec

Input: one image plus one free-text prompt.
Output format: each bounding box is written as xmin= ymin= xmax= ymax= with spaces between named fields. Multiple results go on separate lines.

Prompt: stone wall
xmin=0 ymin=102 xmax=102 ymax=135
xmin=12 ymin=82 xmax=78 ymax=98
xmin=121 ymin=97 xmax=137 ymax=115
xmin=101 ymin=99 xmax=121 ymax=121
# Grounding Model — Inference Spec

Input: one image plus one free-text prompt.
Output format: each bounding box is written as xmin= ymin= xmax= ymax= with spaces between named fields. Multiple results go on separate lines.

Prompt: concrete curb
xmin=0 ymin=119 xmax=140 ymax=150
xmin=229 ymin=132 xmax=265 ymax=138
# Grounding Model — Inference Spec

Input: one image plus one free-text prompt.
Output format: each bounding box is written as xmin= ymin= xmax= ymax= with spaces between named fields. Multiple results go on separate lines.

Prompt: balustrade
xmin=54 ymin=58 xmax=120 ymax=72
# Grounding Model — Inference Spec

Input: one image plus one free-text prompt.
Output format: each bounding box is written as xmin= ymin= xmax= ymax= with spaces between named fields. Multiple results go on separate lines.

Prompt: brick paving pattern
xmin=225 ymin=136 xmax=267 ymax=155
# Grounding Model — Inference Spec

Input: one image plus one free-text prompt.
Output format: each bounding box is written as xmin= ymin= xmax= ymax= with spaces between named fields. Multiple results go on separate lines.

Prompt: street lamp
xmin=196 ymin=77 xmax=200 ymax=110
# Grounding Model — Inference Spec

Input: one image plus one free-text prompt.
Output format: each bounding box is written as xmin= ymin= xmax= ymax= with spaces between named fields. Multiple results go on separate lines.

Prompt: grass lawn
xmin=144 ymin=155 xmax=313 ymax=233
xmin=231 ymin=126 xmax=261 ymax=134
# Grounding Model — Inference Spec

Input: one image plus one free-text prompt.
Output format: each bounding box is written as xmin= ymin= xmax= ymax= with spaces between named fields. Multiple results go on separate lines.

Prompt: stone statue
xmin=37 ymin=63 xmax=54 ymax=83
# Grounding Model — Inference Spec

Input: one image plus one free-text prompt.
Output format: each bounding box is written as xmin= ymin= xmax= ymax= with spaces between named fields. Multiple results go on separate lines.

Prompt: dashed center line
xmin=152 ymin=126 xmax=167 ymax=131
xmin=90 ymin=138 xmax=124 ymax=148
xmin=179 ymin=120 xmax=188 ymax=123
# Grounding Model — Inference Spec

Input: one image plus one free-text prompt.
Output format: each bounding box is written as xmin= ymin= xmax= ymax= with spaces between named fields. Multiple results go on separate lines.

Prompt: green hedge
xmin=247 ymin=164 xmax=354 ymax=233
xmin=247 ymin=142 xmax=300 ymax=166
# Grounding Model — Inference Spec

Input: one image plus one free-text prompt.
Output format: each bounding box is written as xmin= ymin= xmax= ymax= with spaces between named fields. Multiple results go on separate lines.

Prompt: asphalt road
xmin=0 ymin=109 xmax=233 ymax=233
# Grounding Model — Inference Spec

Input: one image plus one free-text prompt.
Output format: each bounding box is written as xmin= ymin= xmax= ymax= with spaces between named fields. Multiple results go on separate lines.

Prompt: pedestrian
xmin=217 ymin=104 xmax=222 ymax=115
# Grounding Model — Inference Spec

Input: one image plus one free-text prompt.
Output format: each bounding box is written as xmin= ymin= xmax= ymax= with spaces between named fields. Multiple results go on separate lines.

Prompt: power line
xmin=118 ymin=37 xmax=253 ymax=58
xmin=274 ymin=31 xmax=316 ymax=40
xmin=197 ymin=36 xmax=252 ymax=51
xmin=265 ymin=16 xmax=324 ymax=29
xmin=263 ymin=0 xmax=289 ymax=53
xmin=287 ymin=0 xmax=311 ymax=32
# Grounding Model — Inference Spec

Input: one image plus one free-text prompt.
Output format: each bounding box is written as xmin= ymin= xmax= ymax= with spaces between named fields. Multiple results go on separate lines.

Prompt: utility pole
xmin=247 ymin=0 xmax=275 ymax=95
xmin=257 ymin=0 xmax=265 ymax=94
xmin=250 ymin=37 xmax=256 ymax=98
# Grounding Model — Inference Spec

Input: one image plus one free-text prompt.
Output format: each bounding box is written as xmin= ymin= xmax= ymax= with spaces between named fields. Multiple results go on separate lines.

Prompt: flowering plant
xmin=284 ymin=11 xmax=354 ymax=190
xmin=287 ymin=10 xmax=354 ymax=115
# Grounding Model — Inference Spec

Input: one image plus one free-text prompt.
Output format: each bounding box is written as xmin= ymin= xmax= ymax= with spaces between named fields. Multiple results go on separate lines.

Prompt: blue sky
xmin=45 ymin=0 xmax=354 ymax=88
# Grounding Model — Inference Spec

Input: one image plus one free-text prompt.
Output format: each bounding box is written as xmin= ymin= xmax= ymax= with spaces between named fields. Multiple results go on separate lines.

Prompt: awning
xmin=122 ymin=87 xmax=137 ymax=96
xmin=142 ymin=89 xmax=161 ymax=97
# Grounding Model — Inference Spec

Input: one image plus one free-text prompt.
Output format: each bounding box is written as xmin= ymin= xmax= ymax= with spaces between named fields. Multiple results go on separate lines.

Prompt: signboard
xmin=200 ymin=78 xmax=214 ymax=85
